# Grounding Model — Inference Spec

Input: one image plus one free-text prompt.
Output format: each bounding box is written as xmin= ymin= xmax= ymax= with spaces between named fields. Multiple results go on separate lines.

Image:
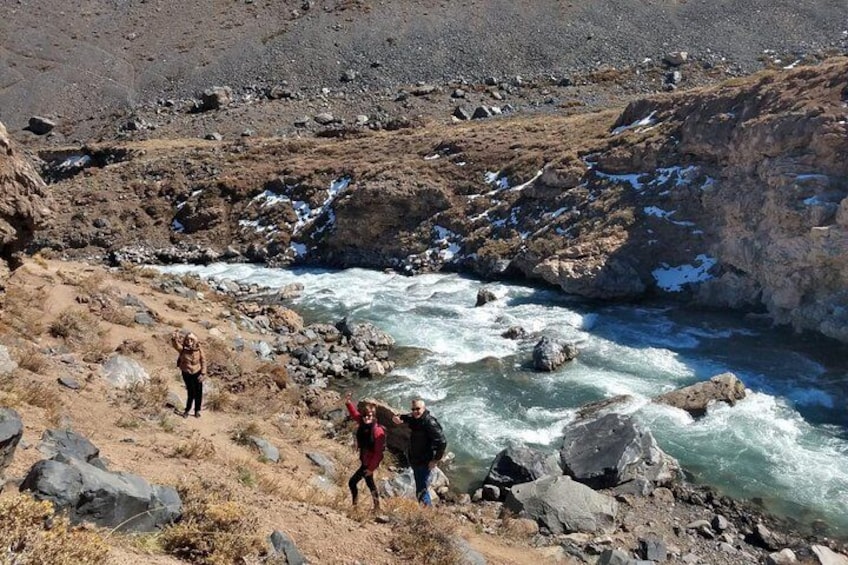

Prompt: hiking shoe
xmin=194 ymin=412 xmax=201 ymax=418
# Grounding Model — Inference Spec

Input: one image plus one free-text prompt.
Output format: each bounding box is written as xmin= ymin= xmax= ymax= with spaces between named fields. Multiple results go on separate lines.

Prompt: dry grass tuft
xmin=49 ymin=308 xmax=102 ymax=347
xmin=0 ymin=493 xmax=109 ymax=564
xmin=14 ymin=346 xmax=50 ymax=374
xmin=160 ymin=481 xmax=265 ymax=565
xmin=170 ymin=433 xmax=216 ymax=459
xmin=0 ymin=282 xmax=48 ymax=336
xmin=388 ymin=499 xmax=462 ymax=564
xmin=204 ymin=389 xmax=234 ymax=412
xmin=99 ymin=305 xmax=136 ymax=327
xmin=121 ymin=374 xmax=169 ymax=412
xmin=0 ymin=370 xmax=63 ymax=410
xmin=230 ymin=420 xmax=262 ymax=446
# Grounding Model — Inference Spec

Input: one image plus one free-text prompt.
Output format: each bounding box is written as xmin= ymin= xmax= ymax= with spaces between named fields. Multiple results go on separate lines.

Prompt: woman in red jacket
xmin=344 ymin=391 xmax=386 ymax=510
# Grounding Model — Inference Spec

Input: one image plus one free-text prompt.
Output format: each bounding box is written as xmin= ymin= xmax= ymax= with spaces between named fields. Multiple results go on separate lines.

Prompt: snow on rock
xmin=652 ymin=254 xmax=717 ymax=292
xmin=611 ymin=111 xmax=657 ymax=135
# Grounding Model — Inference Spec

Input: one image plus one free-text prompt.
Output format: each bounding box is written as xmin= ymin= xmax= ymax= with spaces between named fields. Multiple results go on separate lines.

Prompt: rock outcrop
xmin=560 ymin=413 xmax=679 ymax=492
xmin=0 ymin=408 xmax=23 ymax=487
xmin=22 ymin=448 xmax=181 ymax=532
xmin=654 ymin=372 xmax=747 ymax=417
xmin=484 ymin=444 xmax=561 ymax=496
xmin=0 ymin=121 xmax=52 ymax=284
xmin=504 ymin=474 xmax=618 ymax=534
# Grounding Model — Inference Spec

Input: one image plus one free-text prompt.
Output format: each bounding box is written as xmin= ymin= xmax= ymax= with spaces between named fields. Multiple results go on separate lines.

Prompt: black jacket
xmin=401 ymin=410 xmax=447 ymax=466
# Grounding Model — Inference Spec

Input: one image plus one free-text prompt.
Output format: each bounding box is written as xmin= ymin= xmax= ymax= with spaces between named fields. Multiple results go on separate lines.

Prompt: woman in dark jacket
xmin=344 ymin=392 xmax=387 ymax=510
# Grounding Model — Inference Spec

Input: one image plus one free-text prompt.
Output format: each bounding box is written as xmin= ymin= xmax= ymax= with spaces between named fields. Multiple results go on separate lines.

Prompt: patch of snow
xmin=328 ymin=176 xmax=351 ymax=197
xmin=670 ymin=220 xmax=696 ymax=227
xmin=171 ymin=219 xmax=185 ymax=233
xmin=644 ymin=206 xmax=673 ymax=218
xmin=803 ymin=196 xmax=826 ymax=206
xmin=701 ymin=177 xmax=716 ymax=190
xmin=253 ymin=190 xmax=291 ymax=208
xmin=595 ymin=171 xmax=645 ymax=191
xmin=510 ymin=169 xmax=544 ymax=192
xmin=484 ymin=171 xmax=500 ymax=184
xmin=652 ymin=254 xmax=717 ymax=292
xmin=794 ymin=173 xmax=830 ymax=181
xmin=611 ymin=111 xmax=657 ymax=135
xmin=424 ymin=154 xmax=440 ymax=160
xmin=290 ymin=242 xmax=308 ymax=257
xmin=456 ymin=161 xmax=467 ymax=166
xmin=547 ymin=207 xmax=569 ymax=219
xmin=57 ymin=154 xmax=91 ymax=172
xmin=692 ymin=230 xmax=704 ymax=235
xmin=783 ymin=59 xmax=802 ymax=70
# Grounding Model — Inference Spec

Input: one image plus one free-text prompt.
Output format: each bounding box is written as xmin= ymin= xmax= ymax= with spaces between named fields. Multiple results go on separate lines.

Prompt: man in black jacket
xmin=392 ymin=398 xmax=447 ymax=506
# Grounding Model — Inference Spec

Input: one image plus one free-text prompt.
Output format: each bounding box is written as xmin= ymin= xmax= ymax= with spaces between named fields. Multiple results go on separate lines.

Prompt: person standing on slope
xmin=170 ymin=330 xmax=206 ymax=418
xmin=345 ymin=391 xmax=387 ymax=510
xmin=392 ymin=398 xmax=447 ymax=506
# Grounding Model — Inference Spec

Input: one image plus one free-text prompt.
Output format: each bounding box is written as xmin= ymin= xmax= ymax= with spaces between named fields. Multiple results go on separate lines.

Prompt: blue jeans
xmin=412 ymin=465 xmax=432 ymax=506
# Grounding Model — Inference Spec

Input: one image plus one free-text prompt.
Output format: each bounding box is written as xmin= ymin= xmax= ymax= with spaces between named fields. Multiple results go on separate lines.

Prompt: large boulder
xmin=101 ymin=354 xmax=150 ymax=388
xmin=560 ymin=413 xmax=679 ymax=491
xmin=504 ymin=474 xmax=618 ymax=534
xmin=21 ymin=456 xmax=180 ymax=532
xmin=0 ymin=408 xmax=23 ymax=483
xmin=654 ymin=372 xmax=746 ymax=417
xmin=533 ymin=336 xmax=578 ymax=371
xmin=38 ymin=429 xmax=107 ymax=470
xmin=484 ymin=444 xmax=561 ymax=494
xmin=0 ymin=120 xmax=52 ymax=282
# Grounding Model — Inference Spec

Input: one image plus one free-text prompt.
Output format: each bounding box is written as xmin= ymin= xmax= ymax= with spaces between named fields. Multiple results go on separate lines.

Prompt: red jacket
xmin=346 ymin=400 xmax=386 ymax=472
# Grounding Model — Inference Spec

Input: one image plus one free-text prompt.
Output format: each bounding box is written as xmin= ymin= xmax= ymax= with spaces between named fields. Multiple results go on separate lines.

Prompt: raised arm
xmin=344 ymin=392 xmax=361 ymax=423
xmin=170 ymin=331 xmax=183 ymax=353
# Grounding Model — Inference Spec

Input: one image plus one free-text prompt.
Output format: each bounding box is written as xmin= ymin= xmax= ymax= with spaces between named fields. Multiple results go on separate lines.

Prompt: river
xmin=161 ymin=263 xmax=848 ymax=537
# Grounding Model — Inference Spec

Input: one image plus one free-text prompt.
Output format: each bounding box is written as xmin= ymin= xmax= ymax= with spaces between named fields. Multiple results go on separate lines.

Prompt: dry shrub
xmin=122 ymin=374 xmax=168 ymax=411
xmin=0 ymin=371 xmax=62 ymax=410
xmin=115 ymin=339 xmax=146 ymax=357
xmin=99 ymin=305 xmax=136 ymax=327
xmin=204 ymin=389 xmax=234 ymax=412
xmin=77 ymin=271 xmax=107 ymax=295
xmin=0 ymin=493 xmax=109 ymax=564
xmin=166 ymin=298 xmax=189 ymax=312
xmin=388 ymin=499 xmax=461 ymax=564
xmin=230 ymin=420 xmax=262 ymax=446
xmin=14 ymin=346 xmax=50 ymax=374
xmin=0 ymin=282 xmax=48 ymax=336
xmin=49 ymin=308 xmax=102 ymax=347
xmin=170 ymin=433 xmax=216 ymax=459
xmin=160 ymin=481 xmax=265 ymax=565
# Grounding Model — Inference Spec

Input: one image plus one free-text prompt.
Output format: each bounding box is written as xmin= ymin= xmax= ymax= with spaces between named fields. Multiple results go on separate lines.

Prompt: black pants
xmin=182 ymin=371 xmax=202 ymax=414
xmin=348 ymin=465 xmax=378 ymax=503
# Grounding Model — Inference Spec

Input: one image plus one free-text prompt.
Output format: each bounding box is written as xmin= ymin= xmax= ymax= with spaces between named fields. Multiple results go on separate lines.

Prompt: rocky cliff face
xmin=35 ymin=59 xmax=848 ymax=342
xmin=0 ymin=122 xmax=52 ymax=284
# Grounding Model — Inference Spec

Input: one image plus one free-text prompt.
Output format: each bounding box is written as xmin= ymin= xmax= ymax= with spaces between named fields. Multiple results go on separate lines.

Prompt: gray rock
xmin=481 ymin=484 xmax=500 ymax=501
xmin=472 ymin=106 xmax=493 ymax=120
xmin=638 ymin=537 xmax=667 ymax=561
xmin=205 ymin=132 xmax=223 ymax=141
xmin=484 ymin=444 xmax=561 ymax=491
xmin=766 ymin=548 xmax=798 ymax=565
xmin=248 ymin=436 xmax=280 ymax=463
xmin=0 ymin=408 xmax=23 ymax=480
xmin=654 ymin=372 xmax=746 ymax=417
xmin=38 ymin=429 xmax=104 ymax=469
xmin=21 ymin=457 xmax=181 ymax=532
xmin=165 ymin=392 xmax=183 ymax=409
xmin=663 ymin=51 xmax=689 ymax=66
xmin=711 ymin=514 xmax=730 ymax=531
xmin=504 ymin=474 xmax=618 ymax=534
xmin=58 ymin=376 xmax=80 ymax=390
xmin=597 ymin=549 xmax=632 ymax=565
xmin=811 ymin=545 xmax=848 ymax=565
xmin=453 ymin=106 xmax=473 ymax=121
xmin=560 ymin=413 xmax=679 ymax=490
xmin=0 ymin=345 xmax=18 ymax=376
xmin=101 ymin=354 xmax=150 ymax=388
xmin=305 ymin=452 xmax=336 ymax=477
xmin=27 ymin=115 xmax=56 ymax=135
xmin=749 ymin=523 xmax=781 ymax=550
xmin=476 ymin=287 xmax=497 ymax=306
xmin=340 ymin=69 xmax=357 ymax=82
xmin=454 ymin=537 xmax=486 ymax=564
xmin=269 ymin=530 xmax=307 ymax=564
xmin=199 ymin=86 xmax=233 ymax=111
xmin=501 ymin=326 xmax=527 ymax=340
xmin=533 ymin=336 xmax=578 ymax=371
xmin=451 ymin=88 xmax=466 ymax=98
xmin=313 ymin=113 xmax=336 ymax=125
xmin=134 ymin=312 xmax=156 ymax=326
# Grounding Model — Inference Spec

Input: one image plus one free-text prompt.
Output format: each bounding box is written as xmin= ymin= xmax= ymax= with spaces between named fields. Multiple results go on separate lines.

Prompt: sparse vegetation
xmin=0 ymin=370 xmax=63 ymax=410
xmin=160 ymin=481 xmax=265 ymax=565
xmin=230 ymin=420 xmax=261 ymax=446
xmin=14 ymin=345 xmax=50 ymax=374
xmin=122 ymin=373 xmax=169 ymax=411
xmin=49 ymin=308 xmax=102 ymax=347
xmin=388 ymin=499 xmax=462 ymax=564
xmin=170 ymin=433 xmax=216 ymax=459
xmin=0 ymin=493 xmax=110 ymax=564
